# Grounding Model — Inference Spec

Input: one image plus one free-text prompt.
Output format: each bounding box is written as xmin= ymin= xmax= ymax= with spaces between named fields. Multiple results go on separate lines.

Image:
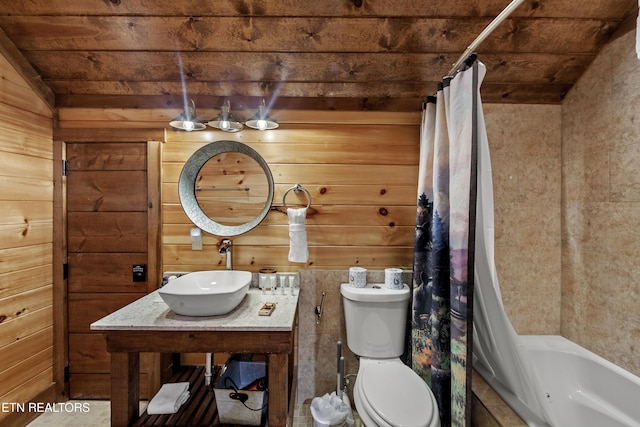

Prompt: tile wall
xmin=561 ymin=29 xmax=640 ymax=377
xmin=297 ymin=269 xmax=358 ymax=403
xmin=484 ymin=103 xmax=562 ymax=335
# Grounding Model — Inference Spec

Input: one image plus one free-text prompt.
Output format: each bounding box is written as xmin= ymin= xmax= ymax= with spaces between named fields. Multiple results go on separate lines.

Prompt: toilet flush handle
xmin=315 ymin=292 xmax=326 ymax=324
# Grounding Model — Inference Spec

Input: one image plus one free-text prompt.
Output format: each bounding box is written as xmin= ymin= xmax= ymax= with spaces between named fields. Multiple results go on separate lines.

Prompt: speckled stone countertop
xmin=91 ymin=288 xmax=299 ymax=332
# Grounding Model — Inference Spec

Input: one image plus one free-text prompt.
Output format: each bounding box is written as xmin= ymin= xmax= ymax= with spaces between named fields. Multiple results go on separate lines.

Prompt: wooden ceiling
xmin=0 ymin=0 xmax=636 ymax=112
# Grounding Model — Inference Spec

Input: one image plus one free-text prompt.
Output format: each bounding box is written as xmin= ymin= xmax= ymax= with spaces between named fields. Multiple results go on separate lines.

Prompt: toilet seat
xmin=355 ymin=359 xmax=439 ymax=427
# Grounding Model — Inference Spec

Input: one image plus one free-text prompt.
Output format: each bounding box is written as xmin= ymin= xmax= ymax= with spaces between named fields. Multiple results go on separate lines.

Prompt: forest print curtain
xmin=412 ymin=59 xmax=483 ymax=427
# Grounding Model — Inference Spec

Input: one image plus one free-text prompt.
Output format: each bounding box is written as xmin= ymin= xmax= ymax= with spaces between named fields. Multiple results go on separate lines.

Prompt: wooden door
xmin=65 ymin=142 xmax=153 ymax=399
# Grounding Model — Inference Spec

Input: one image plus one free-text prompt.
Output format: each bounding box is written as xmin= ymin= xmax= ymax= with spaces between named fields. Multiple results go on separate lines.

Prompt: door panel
xmin=66 ymin=142 xmax=147 ymax=171
xmin=67 ymin=212 xmax=147 ymax=253
xmin=67 ymin=253 xmax=149 ymax=293
xmin=66 ymin=170 xmax=147 ymax=212
xmin=66 ymin=142 xmax=150 ymax=399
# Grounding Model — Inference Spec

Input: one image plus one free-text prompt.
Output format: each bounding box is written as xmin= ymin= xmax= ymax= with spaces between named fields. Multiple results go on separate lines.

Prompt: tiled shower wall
xmin=561 ymin=30 xmax=640 ymax=377
xmin=484 ymin=103 xmax=562 ymax=335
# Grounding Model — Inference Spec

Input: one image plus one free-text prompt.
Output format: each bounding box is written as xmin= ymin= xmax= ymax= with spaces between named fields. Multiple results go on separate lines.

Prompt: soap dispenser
xmin=190 ymin=227 xmax=203 ymax=250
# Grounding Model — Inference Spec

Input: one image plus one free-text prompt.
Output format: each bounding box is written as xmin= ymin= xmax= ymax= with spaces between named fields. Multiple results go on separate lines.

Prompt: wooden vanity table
xmin=91 ymin=289 xmax=299 ymax=427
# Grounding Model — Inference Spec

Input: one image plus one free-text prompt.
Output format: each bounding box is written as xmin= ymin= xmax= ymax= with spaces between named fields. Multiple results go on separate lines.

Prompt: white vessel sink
xmin=159 ymin=270 xmax=252 ymax=316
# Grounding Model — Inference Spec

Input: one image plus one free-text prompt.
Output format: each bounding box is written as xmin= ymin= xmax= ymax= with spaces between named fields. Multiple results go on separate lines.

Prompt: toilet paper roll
xmin=348 ymin=267 xmax=367 ymax=288
xmin=384 ymin=268 xmax=403 ymax=290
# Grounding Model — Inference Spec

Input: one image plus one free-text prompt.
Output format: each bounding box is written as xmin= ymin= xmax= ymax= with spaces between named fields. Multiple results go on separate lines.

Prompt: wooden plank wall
xmin=0 ymin=50 xmax=54 ymax=424
xmin=162 ymin=121 xmax=421 ymax=272
xmin=56 ymin=107 xmax=422 ymax=273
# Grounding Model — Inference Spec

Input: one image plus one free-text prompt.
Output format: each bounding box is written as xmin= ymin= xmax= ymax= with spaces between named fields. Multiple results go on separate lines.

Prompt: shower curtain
xmin=471 ymin=68 xmax=555 ymax=427
xmin=411 ymin=59 xmax=481 ymax=427
xmin=410 ymin=57 xmax=554 ymax=427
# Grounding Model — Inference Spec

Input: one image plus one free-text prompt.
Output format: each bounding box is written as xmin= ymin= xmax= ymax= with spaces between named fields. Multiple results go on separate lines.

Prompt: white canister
xmin=348 ymin=267 xmax=367 ymax=288
xmin=259 ymin=268 xmax=277 ymax=290
xmin=384 ymin=268 xmax=403 ymax=289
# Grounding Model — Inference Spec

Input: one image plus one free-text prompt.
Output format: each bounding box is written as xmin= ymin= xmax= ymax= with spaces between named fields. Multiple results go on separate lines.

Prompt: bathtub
xmin=475 ymin=335 xmax=640 ymax=427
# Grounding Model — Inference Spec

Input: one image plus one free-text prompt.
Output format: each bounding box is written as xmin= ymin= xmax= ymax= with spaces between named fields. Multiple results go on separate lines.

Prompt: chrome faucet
xmin=219 ymin=239 xmax=233 ymax=270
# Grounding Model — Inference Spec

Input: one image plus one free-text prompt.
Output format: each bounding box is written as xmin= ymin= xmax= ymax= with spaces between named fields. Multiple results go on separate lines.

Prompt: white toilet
xmin=341 ymin=283 xmax=440 ymax=427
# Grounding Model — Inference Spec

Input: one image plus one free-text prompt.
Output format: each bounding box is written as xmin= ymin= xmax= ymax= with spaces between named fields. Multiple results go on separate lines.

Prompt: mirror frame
xmin=178 ymin=140 xmax=274 ymax=236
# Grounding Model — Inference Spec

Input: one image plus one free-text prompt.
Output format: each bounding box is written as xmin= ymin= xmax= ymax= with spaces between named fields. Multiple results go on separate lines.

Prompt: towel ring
xmin=283 ymin=184 xmax=311 ymax=209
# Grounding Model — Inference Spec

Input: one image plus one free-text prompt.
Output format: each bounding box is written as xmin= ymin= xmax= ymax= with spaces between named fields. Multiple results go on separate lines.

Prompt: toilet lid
xmin=361 ymin=363 xmax=435 ymax=427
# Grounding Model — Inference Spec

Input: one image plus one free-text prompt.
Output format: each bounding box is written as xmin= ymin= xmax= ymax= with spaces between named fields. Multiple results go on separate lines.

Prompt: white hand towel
xmin=287 ymin=207 xmax=309 ymax=263
xmin=147 ymin=382 xmax=190 ymax=415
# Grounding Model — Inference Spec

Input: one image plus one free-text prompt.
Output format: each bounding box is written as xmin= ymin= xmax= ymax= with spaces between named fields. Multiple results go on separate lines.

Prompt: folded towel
xmin=147 ymin=382 xmax=190 ymax=415
xmin=287 ymin=207 xmax=309 ymax=263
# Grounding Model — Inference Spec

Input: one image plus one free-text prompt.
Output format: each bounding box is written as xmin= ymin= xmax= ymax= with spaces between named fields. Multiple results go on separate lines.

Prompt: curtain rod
xmin=447 ymin=0 xmax=526 ymax=77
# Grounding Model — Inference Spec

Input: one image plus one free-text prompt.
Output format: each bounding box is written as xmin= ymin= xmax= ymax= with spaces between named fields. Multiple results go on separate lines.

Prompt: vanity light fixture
xmin=207 ymin=99 xmax=243 ymax=132
xmin=245 ymin=99 xmax=279 ymax=130
xmin=169 ymin=99 xmax=207 ymax=131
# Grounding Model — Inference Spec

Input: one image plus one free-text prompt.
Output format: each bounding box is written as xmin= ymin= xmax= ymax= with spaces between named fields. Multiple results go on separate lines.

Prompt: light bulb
xmin=257 ymin=119 xmax=267 ymax=130
xmin=183 ymin=120 xmax=195 ymax=131
xmin=220 ymin=120 xmax=230 ymax=130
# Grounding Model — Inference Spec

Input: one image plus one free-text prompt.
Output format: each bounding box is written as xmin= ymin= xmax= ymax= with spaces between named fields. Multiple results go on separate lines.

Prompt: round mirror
xmin=179 ymin=141 xmax=274 ymax=236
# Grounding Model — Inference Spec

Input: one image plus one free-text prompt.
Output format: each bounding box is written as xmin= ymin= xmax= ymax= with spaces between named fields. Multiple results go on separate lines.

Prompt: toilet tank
xmin=340 ymin=283 xmax=410 ymax=358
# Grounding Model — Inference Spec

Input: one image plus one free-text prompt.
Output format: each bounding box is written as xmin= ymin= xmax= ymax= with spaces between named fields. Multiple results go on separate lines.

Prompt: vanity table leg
xmin=110 ymin=352 xmax=140 ymax=427
xmin=268 ymin=353 xmax=290 ymax=426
